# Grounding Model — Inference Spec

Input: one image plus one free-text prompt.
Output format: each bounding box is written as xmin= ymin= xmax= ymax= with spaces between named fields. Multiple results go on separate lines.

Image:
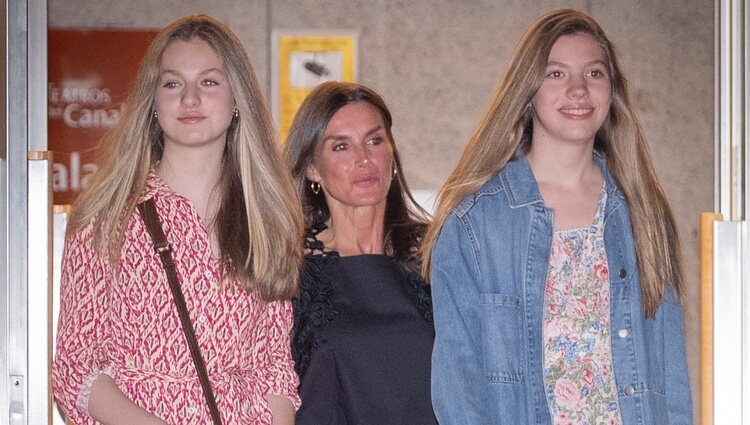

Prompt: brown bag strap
xmin=137 ymin=199 xmax=223 ymax=425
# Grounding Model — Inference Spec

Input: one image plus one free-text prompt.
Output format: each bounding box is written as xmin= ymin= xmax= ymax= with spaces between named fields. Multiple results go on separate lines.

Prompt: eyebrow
xmin=321 ymin=125 xmax=385 ymax=143
xmin=546 ymin=59 xmax=608 ymax=68
xmin=160 ymin=67 xmax=225 ymax=77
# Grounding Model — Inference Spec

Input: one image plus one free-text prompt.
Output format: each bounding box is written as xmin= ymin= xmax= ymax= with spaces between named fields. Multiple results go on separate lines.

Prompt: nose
xmin=181 ymin=83 xmax=201 ymax=108
xmin=566 ymin=74 xmax=589 ymax=99
xmin=353 ymin=144 xmax=371 ymax=167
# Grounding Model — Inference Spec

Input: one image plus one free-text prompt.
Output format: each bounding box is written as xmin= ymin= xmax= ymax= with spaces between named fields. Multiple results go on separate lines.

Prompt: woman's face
xmin=307 ymin=101 xmax=394 ymax=212
xmin=531 ymin=33 xmax=611 ymax=147
xmin=154 ymin=38 xmax=235 ymax=151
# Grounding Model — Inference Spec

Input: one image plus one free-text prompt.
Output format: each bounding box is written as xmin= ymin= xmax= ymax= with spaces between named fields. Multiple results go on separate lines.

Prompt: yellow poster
xmin=274 ymin=32 xmax=357 ymax=142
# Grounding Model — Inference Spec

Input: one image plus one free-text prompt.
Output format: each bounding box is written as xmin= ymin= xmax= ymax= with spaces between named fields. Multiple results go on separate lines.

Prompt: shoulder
xmin=63 ymin=216 xmax=109 ymax=264
xmin=390 ymin=221 xmax=427 ymax=267
xmin=438 ymin=172 xmax=511 ymax=244
xmin=449 ymin=156 xmax=545 ymax=223
xmin=300 ymin=253 xmax=338 ymax=289
xmin=65 ymin=215 xmax=96 ymax=244
xmin=136 ymin=169 xmax=171 ymax=203
xmin=451 ymin=172 xmax=506 ymax=219
xmin=134 ymin=171 xmax=194 ymax=223
xmin=399 ymin=265 xmax=434 ymax=324
xmin=296 ymin=252 xmax=339 ymax=322
xmin=292 ymin=255 xmax=338 ymax=376
xmin=303 ymin=221 xmax=339 ymax=256
xmin=297 ymin=237 xmax=340 ymax=301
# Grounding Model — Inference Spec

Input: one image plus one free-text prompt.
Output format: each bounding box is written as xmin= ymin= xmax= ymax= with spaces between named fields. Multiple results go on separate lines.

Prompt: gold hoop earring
xmin=310 ymin=181 xmax=321 ymax=195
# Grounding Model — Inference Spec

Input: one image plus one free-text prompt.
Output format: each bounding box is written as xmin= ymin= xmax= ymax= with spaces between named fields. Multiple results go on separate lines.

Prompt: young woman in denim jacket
xmin=422 ymin=9 xmax=692 ymax=425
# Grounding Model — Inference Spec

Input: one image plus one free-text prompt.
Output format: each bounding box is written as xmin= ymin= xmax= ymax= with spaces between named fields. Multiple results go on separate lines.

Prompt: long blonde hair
xmin=422 ymin=8 xmax=684 ymax=317
xmin=68 ymin=15 xmax=303 ymax=301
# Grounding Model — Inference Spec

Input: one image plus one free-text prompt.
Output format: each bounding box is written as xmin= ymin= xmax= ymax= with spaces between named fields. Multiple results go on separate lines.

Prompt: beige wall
xmin=50 ymin=0 xmax=714 ymax=421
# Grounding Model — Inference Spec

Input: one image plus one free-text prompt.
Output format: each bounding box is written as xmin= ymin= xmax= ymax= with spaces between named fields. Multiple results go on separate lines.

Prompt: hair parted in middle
xmin=421 ymin=8 xmax=684 ymax=317
xmin=67 ymin=14 xmax=303 ymax=301
xmin=284 ymin=81 xmax=428 ymax=271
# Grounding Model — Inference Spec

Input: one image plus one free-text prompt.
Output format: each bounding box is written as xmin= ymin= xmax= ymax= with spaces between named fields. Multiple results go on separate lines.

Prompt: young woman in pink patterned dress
xmin=53 ymin=15 xmax=303 ymax=425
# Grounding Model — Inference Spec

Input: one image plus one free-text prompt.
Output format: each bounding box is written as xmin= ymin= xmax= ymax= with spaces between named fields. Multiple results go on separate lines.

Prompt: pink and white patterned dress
xmin=542 ymin=189 xmax=622 ymax=425
xmin=53 ymin=171 xmax=300 ymax=424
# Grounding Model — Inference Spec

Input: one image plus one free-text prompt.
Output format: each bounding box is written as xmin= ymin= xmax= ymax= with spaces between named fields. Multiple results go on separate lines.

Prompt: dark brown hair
xmin=284 ymin=81 xmax=428 ymax=270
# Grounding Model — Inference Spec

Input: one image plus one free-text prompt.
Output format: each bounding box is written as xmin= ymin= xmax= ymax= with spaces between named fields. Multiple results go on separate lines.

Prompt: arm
xmin=660 ymin=288 xmax=694 ymax=424
xmin=430 ymin=214 xmax=486 ymax=424
xmin=295 ymin=345 xmax=347 ymax=424
xmin=263 ymin=300 xmax=301 ymax=423
xmin=88 ymin=375 xmax=166 ymax=425
xmin=53 ymin=225 xmax=164 ymax=425
xmin=266 ymin=394 xmax=295 ymax=425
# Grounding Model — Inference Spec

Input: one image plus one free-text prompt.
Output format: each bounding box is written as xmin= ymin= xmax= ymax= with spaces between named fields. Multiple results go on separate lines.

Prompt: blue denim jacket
xmin=430 ymin=155 xmax=692 ymax=424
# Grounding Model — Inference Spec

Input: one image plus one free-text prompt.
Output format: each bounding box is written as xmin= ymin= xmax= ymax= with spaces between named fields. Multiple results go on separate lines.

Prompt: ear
xmin=306 ymin=163 xmax=322 ymax=183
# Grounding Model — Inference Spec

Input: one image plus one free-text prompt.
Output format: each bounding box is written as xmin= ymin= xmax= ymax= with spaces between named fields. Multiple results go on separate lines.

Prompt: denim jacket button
xmin=618 ymin=328 xmax=629 ymax=338
xmin=624 ymin=386 xmax=635 ymax=396
xmin=619 ymin=268 xmax=627 ymax=278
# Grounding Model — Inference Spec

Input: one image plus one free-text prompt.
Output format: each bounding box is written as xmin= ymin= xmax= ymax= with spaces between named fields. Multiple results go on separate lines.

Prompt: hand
xmin=267 ymin=394 xmax=295 ymax=425
xmin=89 ymin=374 xmax=169 ymax=425
xmin=144 ymin=416 xmax=169 ymax=425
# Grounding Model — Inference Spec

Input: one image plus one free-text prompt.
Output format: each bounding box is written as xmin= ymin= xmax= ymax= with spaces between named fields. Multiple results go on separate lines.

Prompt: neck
xmin=323 ymin=204 xmax=386 ymax=256
xmin=156 ymin=144 xmax=224 ymax=222
xmin=526 ymin=137 xmax=597 ymax=188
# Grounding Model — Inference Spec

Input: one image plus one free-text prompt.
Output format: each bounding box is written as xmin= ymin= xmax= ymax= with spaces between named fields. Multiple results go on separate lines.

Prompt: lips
xmin=559 ymin=106 xmax=594 ymax=120
xmin=178 ymin=114 xmax=206 ymax=123
xmin=352 ymin=175 xmax=378 ymax=186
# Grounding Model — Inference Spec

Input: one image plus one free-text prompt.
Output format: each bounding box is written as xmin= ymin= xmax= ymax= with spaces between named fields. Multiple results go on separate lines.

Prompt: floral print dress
xmin=542 ymin=189 xmax=622 ymax=425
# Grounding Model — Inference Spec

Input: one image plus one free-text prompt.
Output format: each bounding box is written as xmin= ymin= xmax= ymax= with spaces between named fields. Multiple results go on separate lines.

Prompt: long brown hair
xmin=422 ymin=8 xmax=684 ymax=317
xmin=68 ymin=14 xmax=303 ymax=301
xmin=284 ymin=81 xmax=428 ymax=270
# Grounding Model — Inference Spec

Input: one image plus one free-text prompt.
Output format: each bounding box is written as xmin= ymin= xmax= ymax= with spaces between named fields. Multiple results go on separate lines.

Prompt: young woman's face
xmin=154 ymin=39 xmax=235 ymax=151
xmin=307 ymin=101 xmax=394 ymax=211
xmin=531 ymin=33 xmax=611 ymax=147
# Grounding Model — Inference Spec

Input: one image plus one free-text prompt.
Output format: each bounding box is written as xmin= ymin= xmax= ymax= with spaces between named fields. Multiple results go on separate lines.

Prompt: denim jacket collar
xmin=454 ymin=151 xmax=625 ymax=218
xmin=502 ymin=151 xmax=624 ymax=211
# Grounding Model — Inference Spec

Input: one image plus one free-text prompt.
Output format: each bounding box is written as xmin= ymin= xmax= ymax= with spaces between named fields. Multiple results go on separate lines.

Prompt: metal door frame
xmin=712 ymin=1 xmax=750 ymax=424
xmin=2 ymin=0 xmax=50 ymax=424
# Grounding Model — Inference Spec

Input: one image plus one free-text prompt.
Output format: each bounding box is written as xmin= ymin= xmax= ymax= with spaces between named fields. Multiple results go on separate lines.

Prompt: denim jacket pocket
xmin=480 ymin=293 xmax=524 ymax=383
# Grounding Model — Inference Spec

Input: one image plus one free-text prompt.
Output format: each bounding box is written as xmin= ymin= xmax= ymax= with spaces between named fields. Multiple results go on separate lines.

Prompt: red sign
xmin=48 ymin=29 xmax=157 ymax=205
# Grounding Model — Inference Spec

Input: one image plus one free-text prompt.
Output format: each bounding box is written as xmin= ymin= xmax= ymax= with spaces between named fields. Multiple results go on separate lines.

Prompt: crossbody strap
xmin=137 ymin=199 xmax=223 ymax=425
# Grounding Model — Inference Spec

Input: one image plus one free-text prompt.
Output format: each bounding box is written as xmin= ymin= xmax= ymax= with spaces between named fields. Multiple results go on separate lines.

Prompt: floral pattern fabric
xmin=542 ymin=189 xmax=622 ymax=425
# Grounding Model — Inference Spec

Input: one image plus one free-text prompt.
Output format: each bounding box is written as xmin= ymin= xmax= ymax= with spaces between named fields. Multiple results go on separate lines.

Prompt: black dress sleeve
xmin=291 ymin=254 xmax=338 ymax=377
xmin=295 ymin=344 xmax=348 ymax=424
xmin=401 ymin=268 xmax=434 ymax=325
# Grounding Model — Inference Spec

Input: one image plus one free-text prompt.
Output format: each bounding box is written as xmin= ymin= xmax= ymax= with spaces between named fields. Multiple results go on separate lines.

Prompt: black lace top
xmin=292 ymin=224 xmax=436 ymax=424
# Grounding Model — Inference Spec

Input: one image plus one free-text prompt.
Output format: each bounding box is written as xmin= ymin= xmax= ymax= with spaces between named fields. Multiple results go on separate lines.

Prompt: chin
xmin=349 ymin=196 xmax=388 ymax=208
xmin=560 ymin=130 xmax=598 ymax=144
